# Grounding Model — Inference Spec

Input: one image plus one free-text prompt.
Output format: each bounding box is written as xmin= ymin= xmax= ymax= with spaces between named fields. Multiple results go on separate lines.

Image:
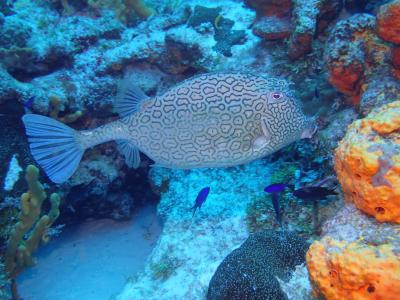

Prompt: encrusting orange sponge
xmin=334 ymin=101 xmax=400 ymax=223
xmin=306 ymin=237 xmax=400 ymax=300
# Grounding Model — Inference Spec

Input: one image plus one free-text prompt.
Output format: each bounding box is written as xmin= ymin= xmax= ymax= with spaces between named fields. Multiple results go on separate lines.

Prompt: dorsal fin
xmin=116 ymin=140 xmax=141 ymax=168
xmin=115 ymin=78 xmax=149 ymax=117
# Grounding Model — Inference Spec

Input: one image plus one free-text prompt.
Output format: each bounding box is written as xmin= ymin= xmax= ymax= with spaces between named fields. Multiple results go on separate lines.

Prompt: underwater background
xmin=1 ymin=0 xmax=400 ymax=299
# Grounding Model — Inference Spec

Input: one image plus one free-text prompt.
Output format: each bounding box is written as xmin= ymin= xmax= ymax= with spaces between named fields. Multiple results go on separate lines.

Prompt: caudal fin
xmin=22 ymin=114 xmax=84 ymax=183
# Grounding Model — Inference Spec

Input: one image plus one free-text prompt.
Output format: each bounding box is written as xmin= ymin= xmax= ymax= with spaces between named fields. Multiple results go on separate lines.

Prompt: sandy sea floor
xmin=16 ymin=204 xmax=162 ymax=300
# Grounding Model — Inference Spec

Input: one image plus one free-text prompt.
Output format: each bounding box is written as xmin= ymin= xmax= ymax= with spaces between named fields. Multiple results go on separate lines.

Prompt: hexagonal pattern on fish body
xmin=126 ymin=73 xmax=313 ymax=168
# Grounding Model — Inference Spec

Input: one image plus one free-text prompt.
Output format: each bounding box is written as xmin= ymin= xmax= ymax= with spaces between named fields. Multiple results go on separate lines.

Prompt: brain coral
xmin=334 ymin=101 xmax=400 ymax=223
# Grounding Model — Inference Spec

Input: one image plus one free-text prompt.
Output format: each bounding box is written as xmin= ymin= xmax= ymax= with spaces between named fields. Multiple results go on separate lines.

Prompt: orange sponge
xmin=377 ymin=0 xmax=400 ymax=45
xmin=306 ymin=237 xmax=400 ymax=300
xmin=334 ymin=101 xmax=400 ymax=223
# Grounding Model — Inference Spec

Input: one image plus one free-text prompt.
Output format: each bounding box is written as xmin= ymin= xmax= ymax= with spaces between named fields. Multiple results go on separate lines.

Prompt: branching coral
xmin=49 ymin=95 xmax=83 ymax=124
xmin=4 ymin=165 xmax=60 ymax=278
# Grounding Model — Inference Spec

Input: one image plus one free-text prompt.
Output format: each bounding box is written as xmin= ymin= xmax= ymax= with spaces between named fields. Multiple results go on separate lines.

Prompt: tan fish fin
xmin=116 ymin=140 xmax=141 ymax=168
xmin=260 ymin=118 xmax=272 ymax=141
xmin=253 ymin=119 xmax=271 ymax=151
xmin=253 ymin=135 xmax=270 ymax=151
xmin=115 ymin=78 xmax=149 ymax=117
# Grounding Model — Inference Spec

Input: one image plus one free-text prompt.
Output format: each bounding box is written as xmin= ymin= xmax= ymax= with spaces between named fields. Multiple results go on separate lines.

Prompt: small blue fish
xmin=264 ymin=183 xmax=287 ymax=193
xmin=264 ymin=183 xmax=288 ymax=226
xmin=192 ymin=187 xmax=210 ymax=217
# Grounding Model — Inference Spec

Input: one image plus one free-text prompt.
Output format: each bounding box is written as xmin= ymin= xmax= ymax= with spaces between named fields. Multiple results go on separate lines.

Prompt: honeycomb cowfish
xmin=22 ymin=73 xmax=316 ymax=183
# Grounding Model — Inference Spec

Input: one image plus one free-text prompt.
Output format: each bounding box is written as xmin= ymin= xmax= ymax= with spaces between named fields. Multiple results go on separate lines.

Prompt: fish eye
xmin=272 ymin=92 xmax=283 ymax=100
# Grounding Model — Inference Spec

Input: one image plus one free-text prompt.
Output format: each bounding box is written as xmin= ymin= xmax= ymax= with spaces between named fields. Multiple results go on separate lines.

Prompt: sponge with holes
xmin=306 ymin=236 xmax=400 ymax=299
xmin=334 ymin=101 xmax=400 ymax=223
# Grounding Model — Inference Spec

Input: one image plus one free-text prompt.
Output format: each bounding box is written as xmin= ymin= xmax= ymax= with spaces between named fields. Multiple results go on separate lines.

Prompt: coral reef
xmin=61 ymin=0 xmax=155 ymax=21
xmin=246 ymin=0 xmax=342 ymax=59
xmin=58 ymin=147 xmax=153 ymax=223
xmin=49 ymin=95 xmax=83 ymax=124
xmin=308 ymin=237 xmax=400 ymax=299
xmin=288 ymin=0 xmax=342 ymax=60
xmin=392 ymin=46 xmax=400 ymax=78
xmin=334 ymin=101 xmax=400 ymax=223
xmin=277 ymin=263 xmax=313 ymax=299
xmin=3 ymin=0 xmax=398 ymax=299
xmin=325 ymin=5 xmax=400 ymax=109
xmin=0 ymin=67 xmax=29 ymax=104
xmin=187 ymin=5 xmax=247 ymax=57
xmin=207 ymin=230 xmax=308 ymax=300
xmin=4 ymin=165 xmax=60 ymax=277
xmin=244 ymin=0 xmax=292 ymax=18
xmin=306 ymin=204 xmax=400 ymax=299
xmin=377 ymin=0 xmax=400 ymax=44
xmin=360 ymin=73 xmax=400 ymax=115
xmin=124 ymin=0 xmax=155 ymax=19
xmin=0 ymin=0 xmax=263 ymax=116
xmin=344 ymin=0 xmax=387 ymax=13
xmin=317 ymin=108 xmax=358 ymax=160
xmin=325 ymin=14 xmax=381 ymax=105
xmin=252 ymin=17 xmax=291 ymax=40
xmin=0 ymin=261 xmax=11 ymax=300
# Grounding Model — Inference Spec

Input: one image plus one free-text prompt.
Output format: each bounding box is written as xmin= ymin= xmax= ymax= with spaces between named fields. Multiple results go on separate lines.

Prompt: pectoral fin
xmin=260 ymin=118 xmax=271 ymax=141
xmin=253 ymin=119 xmax=272 ymax=151
xmin=253 ymin=135 xmax=270 ymax=151
xmin=116 ymin=140 xmax=141 ymax=168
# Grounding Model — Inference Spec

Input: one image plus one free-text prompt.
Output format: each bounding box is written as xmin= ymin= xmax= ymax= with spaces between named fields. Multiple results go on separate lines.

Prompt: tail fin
xmin=22 ymin=114 xmax=84 ymax=183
